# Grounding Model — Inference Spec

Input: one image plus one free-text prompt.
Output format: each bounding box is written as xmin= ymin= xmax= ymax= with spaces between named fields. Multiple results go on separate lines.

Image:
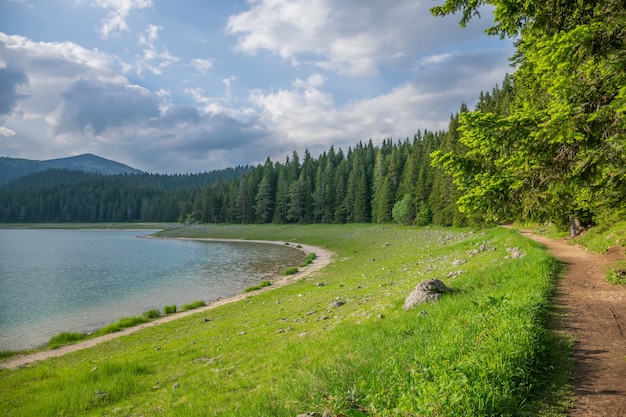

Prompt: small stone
xmin=173 ymin=382 xmax=180 ymax=389
xmin=328 ymin=298 xmax=346 ymax=308
xmin=506 ymin=247 xmax=525 ymax=258
xmin=94 ymin=390 xmax=107 ymax=399
xmin=452 ymin=259 xmax=467 ymax=266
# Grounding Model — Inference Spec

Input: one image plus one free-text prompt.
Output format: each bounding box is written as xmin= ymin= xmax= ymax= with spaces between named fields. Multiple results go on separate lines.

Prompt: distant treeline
xmin=0 ymin=167 xmax=252 ymax=223
xmin=0 ymin=112 xmax=470 ymax=225
xmin=9 ymin=57 xmax=621 ymax=230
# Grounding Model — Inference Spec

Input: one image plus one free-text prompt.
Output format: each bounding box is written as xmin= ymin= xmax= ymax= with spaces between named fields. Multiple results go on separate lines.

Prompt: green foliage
xmin=0 ymin=167 xmax=251 ymax=223
xmin=1 ymin=132 xmax=467 ymax=227
xmin=163 ymin=304 xmax=177 ymax=314
xmin=0 ymin=350 xmax=18 ymax=360
xmin=142 ymin=309 xmax=161 ymax=320
xmin=606 ymin=263 xmax=626 ymax=285
xmin=96 ymin=316 xmax=148 ymax=335
xmin=299 ymin=252 xmax=317 ymax=267
xmin=244 ymin=280 xmax=272 ymax=292
xmin=48 ymin=332 xmax=86 ymax=349
xmin=282 ymin=266 xmax=299 ymax=275
xmin=431 ymin=0 xmax=626 ymax=228
xmin=181 ymin=300 xmax=207 ymax=311
xmin=392 ymin=194 xmax=414 ymax=225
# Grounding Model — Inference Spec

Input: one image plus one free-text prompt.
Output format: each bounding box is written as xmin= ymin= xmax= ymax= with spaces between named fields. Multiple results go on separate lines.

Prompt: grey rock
xmin=505 ymin=247 xmax=525 ymax=258
xmin=403 ymin=279 xmax=449 ymax=310
xmin=328 ymin=298 xmax=346 ymax=308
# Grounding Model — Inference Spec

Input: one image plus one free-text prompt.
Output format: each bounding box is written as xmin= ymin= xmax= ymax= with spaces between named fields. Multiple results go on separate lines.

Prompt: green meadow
xmin=0 ymin=224 xmax=572 ymax=416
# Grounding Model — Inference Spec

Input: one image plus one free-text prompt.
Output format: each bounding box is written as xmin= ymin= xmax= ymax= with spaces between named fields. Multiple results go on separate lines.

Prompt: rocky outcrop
xmin=403 ymin=279 xmax=449 ymax=310
xmin=505 ymin=247 xmax=525 ymax=259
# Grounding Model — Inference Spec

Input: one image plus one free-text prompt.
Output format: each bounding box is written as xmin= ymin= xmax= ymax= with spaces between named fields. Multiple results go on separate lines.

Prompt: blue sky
xmin=0 ymin=0 xmax=514 ymax=173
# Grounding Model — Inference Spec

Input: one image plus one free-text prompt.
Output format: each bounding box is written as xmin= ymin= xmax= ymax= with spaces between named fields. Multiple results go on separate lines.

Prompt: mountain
xmin=0 ymin=154 xmax=142 ymax=186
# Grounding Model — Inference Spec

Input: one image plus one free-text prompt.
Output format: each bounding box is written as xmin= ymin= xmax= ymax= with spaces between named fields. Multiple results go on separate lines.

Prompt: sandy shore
xmin=0 ymin=238 xmax=334 ymax=370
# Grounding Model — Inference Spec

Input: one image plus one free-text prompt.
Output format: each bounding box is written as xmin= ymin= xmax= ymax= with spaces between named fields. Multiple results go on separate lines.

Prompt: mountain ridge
xmin=0 ymin=153 xmax=142 ymax=186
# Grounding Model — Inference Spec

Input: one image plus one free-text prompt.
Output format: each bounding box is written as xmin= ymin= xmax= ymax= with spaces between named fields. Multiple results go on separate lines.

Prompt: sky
xmin=0 ymin=0 xmax=515 ymax=174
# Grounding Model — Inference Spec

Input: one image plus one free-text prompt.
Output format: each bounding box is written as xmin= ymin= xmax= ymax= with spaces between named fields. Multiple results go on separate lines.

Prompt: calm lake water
xmin=0 ymin=229 xmax=303 ymax=351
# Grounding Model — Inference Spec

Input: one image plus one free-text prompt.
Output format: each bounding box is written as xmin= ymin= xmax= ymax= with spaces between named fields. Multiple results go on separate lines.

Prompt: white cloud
xmin=0 ymin=126 xmax=16 ymax=137
xmin=248 ymin=49 xmax=512 ymax=157
xmin=135 ymin=24 xmax=179 ymax=75
xmin=227 ymin=0 xmax=497 ymax=77
xmin=92 ymin=0 xmax=153 ymax=39
xmin=189 ymin=58 xmax=213 ymax=75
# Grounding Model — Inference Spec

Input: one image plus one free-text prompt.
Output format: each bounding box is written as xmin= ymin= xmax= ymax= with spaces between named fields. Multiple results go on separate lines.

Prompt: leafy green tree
xmin=392 ymin=194 xmax=414 ymax=225
xmin=431 ymin=0 xmax=626 ymax=230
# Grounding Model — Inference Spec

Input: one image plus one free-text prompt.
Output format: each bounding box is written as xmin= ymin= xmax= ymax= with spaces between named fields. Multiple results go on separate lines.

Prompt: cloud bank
xmin=0 ymin=1 xmax=514 ymax=173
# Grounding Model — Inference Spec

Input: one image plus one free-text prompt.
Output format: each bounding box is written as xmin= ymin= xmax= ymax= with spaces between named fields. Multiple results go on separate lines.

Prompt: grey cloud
xmin=167 ymin=113 xmax=269 ymax=154
xmin=156 ymin=106 xmax=200 ymax=126
xmin=0 ymin=65 xmax=27 ymax=115
xmin=120 ymin=112 xmax=271 ymax=172
xmin=55 ymin=78 xmax=160 ymax=135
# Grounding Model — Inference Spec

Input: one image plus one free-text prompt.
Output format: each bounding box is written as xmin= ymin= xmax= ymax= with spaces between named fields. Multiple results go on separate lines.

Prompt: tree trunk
xmin=569 ymin=215 xmax=583 ymax=237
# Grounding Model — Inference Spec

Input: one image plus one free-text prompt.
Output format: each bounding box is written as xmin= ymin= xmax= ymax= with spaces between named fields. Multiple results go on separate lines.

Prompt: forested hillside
xmin=0 ymin=167 xmax=252 ymax=223
xmin=0 ymin=118 xmax=467 ymax=225
xmin=432 ymin=0 xmax=626 ymax=233
xmin=3 ymin=0 xmax=624 ymax=229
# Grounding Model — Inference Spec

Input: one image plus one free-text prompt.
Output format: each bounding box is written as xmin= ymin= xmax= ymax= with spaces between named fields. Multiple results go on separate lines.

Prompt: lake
xmin=0 ymin=229 xmax=303 ymax=351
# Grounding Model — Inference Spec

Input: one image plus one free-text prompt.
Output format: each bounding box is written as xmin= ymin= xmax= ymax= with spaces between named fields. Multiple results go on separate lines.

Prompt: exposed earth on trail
xmin=523 ymin=232 xmax=626 ymax=416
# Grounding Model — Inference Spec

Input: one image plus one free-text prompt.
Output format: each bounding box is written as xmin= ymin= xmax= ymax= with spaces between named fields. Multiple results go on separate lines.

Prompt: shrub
xmin=163 ymin=304 xmax=177 ymax=314
xmin=142 ymin=309 xmax=161 ymax=320
xmin=181 ymin=300 xmax=206 ymax=311
xmin=0 ymin=350 xmax=17 ymax=360
xmin=299 ymin=252 xmax=317 ymax=267
xmin=282 ymin=266 xmax=299 ymax=275
xmin=607 ymin=262 xmax=626 ymax=285
xmin=48 ymin=332 xmax=86 ymax=348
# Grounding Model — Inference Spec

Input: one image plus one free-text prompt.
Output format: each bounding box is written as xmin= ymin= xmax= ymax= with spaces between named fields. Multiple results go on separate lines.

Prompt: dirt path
xmin=522 ymin=233 xmax=626 ymax=416
xmin=0 ymin=240 xmax=334 ymax=370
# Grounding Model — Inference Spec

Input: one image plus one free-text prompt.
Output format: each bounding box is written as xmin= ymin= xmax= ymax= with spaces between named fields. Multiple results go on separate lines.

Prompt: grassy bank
xmin=0 ymin=224 xmax=571 ymax=416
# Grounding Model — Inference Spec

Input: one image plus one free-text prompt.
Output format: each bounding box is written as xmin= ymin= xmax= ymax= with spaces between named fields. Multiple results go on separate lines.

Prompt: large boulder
xmin=403 ymin=279 xmax=449 ymax=310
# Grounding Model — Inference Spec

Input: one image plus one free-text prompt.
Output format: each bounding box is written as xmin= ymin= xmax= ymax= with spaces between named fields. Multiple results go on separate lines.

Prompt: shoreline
xmin=0 ymin=238 xmax=334 ymax=370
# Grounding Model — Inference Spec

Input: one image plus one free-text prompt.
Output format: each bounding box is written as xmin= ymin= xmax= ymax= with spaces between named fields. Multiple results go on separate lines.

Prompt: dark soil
xmin=524 ymin=233 xmax=626 ymax=416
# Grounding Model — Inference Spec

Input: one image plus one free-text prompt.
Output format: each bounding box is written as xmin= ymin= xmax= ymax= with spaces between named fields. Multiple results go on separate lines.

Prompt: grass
xmin=163 ymin=304 xmax=177 ymax=314
xmin=0 ymin=224 xmax=573 ymax=416
xmin=300 ymin=252 xmax=317 ymax=267
xmin=244 ymin=280 xmax=272 ymax=292
xmin=282 ymin=266 xmax=299 ymax=275
xmin=606 ymin=261 xmax=626 ymax=285
xmin=48 ymin=332 xmax=87 ymax=349
xmin=142 ymin=309 xmax=162 ymax=320
xmin=575 ymin=220 xmax=626 ymax=253
xmin=181 ymin=300 xmax=207 ymax=311
xmin=95 ymin=316 xmax=149 ymax=336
